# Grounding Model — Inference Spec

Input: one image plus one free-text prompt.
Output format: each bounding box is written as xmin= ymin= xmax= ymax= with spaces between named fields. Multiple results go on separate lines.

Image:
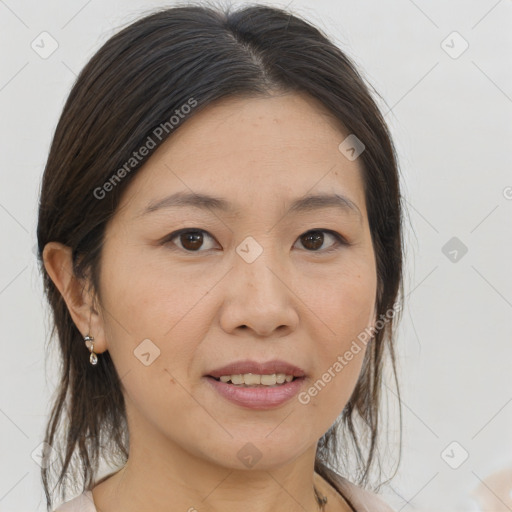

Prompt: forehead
xmin=116 ymin=92 xmax=367 ymax=219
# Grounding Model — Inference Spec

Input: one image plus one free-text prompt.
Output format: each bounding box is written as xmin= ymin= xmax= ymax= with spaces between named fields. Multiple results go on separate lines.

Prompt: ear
xmin=42 ymin=241 xmax=107 ymax=354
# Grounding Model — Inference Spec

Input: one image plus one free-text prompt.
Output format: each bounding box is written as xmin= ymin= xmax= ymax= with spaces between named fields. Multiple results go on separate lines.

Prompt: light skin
xmin=44 ymin=92 xmax=377 ymax=512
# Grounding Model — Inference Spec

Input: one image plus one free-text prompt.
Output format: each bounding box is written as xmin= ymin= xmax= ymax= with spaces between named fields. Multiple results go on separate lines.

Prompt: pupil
xmin=181 ymin=231 xmax=203 ymax=250
xmin=303 ymin=231 xmax=323 ymax=250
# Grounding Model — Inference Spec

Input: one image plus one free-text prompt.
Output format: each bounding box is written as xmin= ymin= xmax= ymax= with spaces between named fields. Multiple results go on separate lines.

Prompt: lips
xmin=206 ymin=359 xmax=307 ymax=379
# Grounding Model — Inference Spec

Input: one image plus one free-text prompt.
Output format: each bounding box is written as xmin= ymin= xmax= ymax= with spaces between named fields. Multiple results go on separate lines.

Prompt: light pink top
xmin=54 ymin=490 xmax=96 ymax=512
xmin=53 ymin=478 xmax=396 ymax=512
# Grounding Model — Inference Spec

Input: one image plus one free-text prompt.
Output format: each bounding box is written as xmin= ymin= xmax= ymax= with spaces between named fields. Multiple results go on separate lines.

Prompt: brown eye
xmin=163 ymin=228 xmax=346 ymax=254
xmin=179 ymin=231 xmax=204 ymax=251
xmin=166 ymin=229 xmax=218 ymax=252
xmin=296 ymin=230 xmax=345 ymax=252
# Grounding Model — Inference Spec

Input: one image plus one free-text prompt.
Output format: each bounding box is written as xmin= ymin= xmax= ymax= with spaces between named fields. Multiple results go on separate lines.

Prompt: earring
xmin=84 ymin=334 xmax=98 ymax=365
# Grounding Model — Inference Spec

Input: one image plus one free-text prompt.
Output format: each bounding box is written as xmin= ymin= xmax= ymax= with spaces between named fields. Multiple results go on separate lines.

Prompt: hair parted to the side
xmin=36 ymin=2 xmax=404 ymax=510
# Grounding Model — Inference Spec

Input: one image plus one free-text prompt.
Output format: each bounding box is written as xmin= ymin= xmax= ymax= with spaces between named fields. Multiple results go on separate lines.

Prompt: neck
xmin=92 ymin=439 xmax=328 ymax=512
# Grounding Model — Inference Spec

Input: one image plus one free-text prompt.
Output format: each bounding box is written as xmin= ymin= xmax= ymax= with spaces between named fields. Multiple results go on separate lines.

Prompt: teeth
xmin=231 ymin=374 xmax=244 ymax=385
xmin=217 ymin=373 xmax=296 ymax=386
xmin=260 ymin=374 xmax=276 ymax=385
xmin=244 ymin=373 xmax=261 ymax=385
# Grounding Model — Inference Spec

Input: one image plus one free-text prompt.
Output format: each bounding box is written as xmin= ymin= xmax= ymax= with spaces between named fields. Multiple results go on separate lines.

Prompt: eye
xmin=162 ymin=228 xmax=348 ymax=254
xmin=164 ymin=229 xmax=219 ymax=252
xmin=294 ymin=229 xmax=347 ymax=253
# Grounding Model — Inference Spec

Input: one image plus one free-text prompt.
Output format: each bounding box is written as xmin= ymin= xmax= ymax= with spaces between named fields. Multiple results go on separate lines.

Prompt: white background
xmin=0 ymin=1 xmax=511 ymax=511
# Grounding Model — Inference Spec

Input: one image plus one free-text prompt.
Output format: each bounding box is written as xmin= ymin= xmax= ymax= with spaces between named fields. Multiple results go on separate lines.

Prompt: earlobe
xmin=42 ymin=241 xmax=106 ymax=353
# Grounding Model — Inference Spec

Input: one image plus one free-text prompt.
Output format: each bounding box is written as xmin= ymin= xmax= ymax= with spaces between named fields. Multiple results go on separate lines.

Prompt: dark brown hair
xmin=36 ymin=2 xmax=404 ymax=510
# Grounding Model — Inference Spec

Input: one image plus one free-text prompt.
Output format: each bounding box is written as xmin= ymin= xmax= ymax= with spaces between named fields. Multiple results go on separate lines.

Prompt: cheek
xmin=300 ymin=256 xmax=377 ymax=344
xmin=98 ymin=249 xmax=227 ymax=414
xmin=297 ymin=261 xmax=376 ymax=413
xmin=100 ymin=242 xmax=215 ymax=338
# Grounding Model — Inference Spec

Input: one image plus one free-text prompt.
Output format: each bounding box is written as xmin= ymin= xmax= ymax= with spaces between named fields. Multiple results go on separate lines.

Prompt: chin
xmin=199 ymin=433 xmax=312 ymax=471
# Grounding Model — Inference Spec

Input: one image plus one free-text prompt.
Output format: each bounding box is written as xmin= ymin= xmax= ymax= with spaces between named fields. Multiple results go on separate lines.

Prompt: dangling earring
xmin=84 ymin=334 xmax=98 ymax=365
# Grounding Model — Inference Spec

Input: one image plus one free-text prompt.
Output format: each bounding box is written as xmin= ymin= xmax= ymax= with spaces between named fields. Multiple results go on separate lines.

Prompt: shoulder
xmin=316 ymin=468 xmax=395 ymax=512
xmin=53 ymin=490 xmax=97 ymax=512
xmin=337 ymin=476 xmax=396 ymax=512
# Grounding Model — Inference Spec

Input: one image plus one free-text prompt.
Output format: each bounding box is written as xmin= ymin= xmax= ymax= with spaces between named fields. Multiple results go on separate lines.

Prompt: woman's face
xmin=95 ymin=92 xmax=377 ymax=470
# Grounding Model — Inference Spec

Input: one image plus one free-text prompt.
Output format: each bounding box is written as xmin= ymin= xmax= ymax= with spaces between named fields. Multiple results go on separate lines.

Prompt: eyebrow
xmin=138 ymin=191 xmax=362 ymax=222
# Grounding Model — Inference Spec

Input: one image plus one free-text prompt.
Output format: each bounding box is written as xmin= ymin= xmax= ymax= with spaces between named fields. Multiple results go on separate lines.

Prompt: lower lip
xmin=204 ymin=376 xmax=305 ymax=410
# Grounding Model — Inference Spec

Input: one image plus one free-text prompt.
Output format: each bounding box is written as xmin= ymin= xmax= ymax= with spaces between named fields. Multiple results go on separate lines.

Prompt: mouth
xmin=205 ymin=359 xmax=307 ymax=381
xmin=204 ymin=360 xmax=307 ymax=409
xmin=206 ymin=374 xmax=305 ymax=388
xmin=204 ymin=373 xmax=306 ymax=411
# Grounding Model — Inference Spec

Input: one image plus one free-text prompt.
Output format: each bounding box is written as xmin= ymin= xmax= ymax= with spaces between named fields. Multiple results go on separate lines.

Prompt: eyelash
xmin=161 ymin=228 xmax=349 ymax=255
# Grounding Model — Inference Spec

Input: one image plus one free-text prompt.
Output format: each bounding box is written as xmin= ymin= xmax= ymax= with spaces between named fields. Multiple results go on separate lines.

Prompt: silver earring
xmin=84 ymin=335 xmax=98 ymax=365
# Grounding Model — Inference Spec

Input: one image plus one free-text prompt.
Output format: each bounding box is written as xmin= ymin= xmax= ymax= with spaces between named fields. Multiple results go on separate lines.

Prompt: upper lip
xmin=206 ymin=359 xmax=307 ymax=379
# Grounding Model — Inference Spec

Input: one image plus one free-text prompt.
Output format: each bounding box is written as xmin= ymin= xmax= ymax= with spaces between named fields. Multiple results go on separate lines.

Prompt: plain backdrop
xmin=0 ymin=1 xmax=511 ymax=511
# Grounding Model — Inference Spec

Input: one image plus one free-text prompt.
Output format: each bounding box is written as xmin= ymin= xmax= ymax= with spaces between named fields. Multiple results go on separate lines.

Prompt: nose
xmin=219 ymin=248 xmax=299 ymax=338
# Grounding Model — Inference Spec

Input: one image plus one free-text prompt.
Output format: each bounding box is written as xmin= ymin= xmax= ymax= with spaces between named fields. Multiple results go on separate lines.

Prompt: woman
xmin=37 ymin=3 xmax=404 ymax=511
